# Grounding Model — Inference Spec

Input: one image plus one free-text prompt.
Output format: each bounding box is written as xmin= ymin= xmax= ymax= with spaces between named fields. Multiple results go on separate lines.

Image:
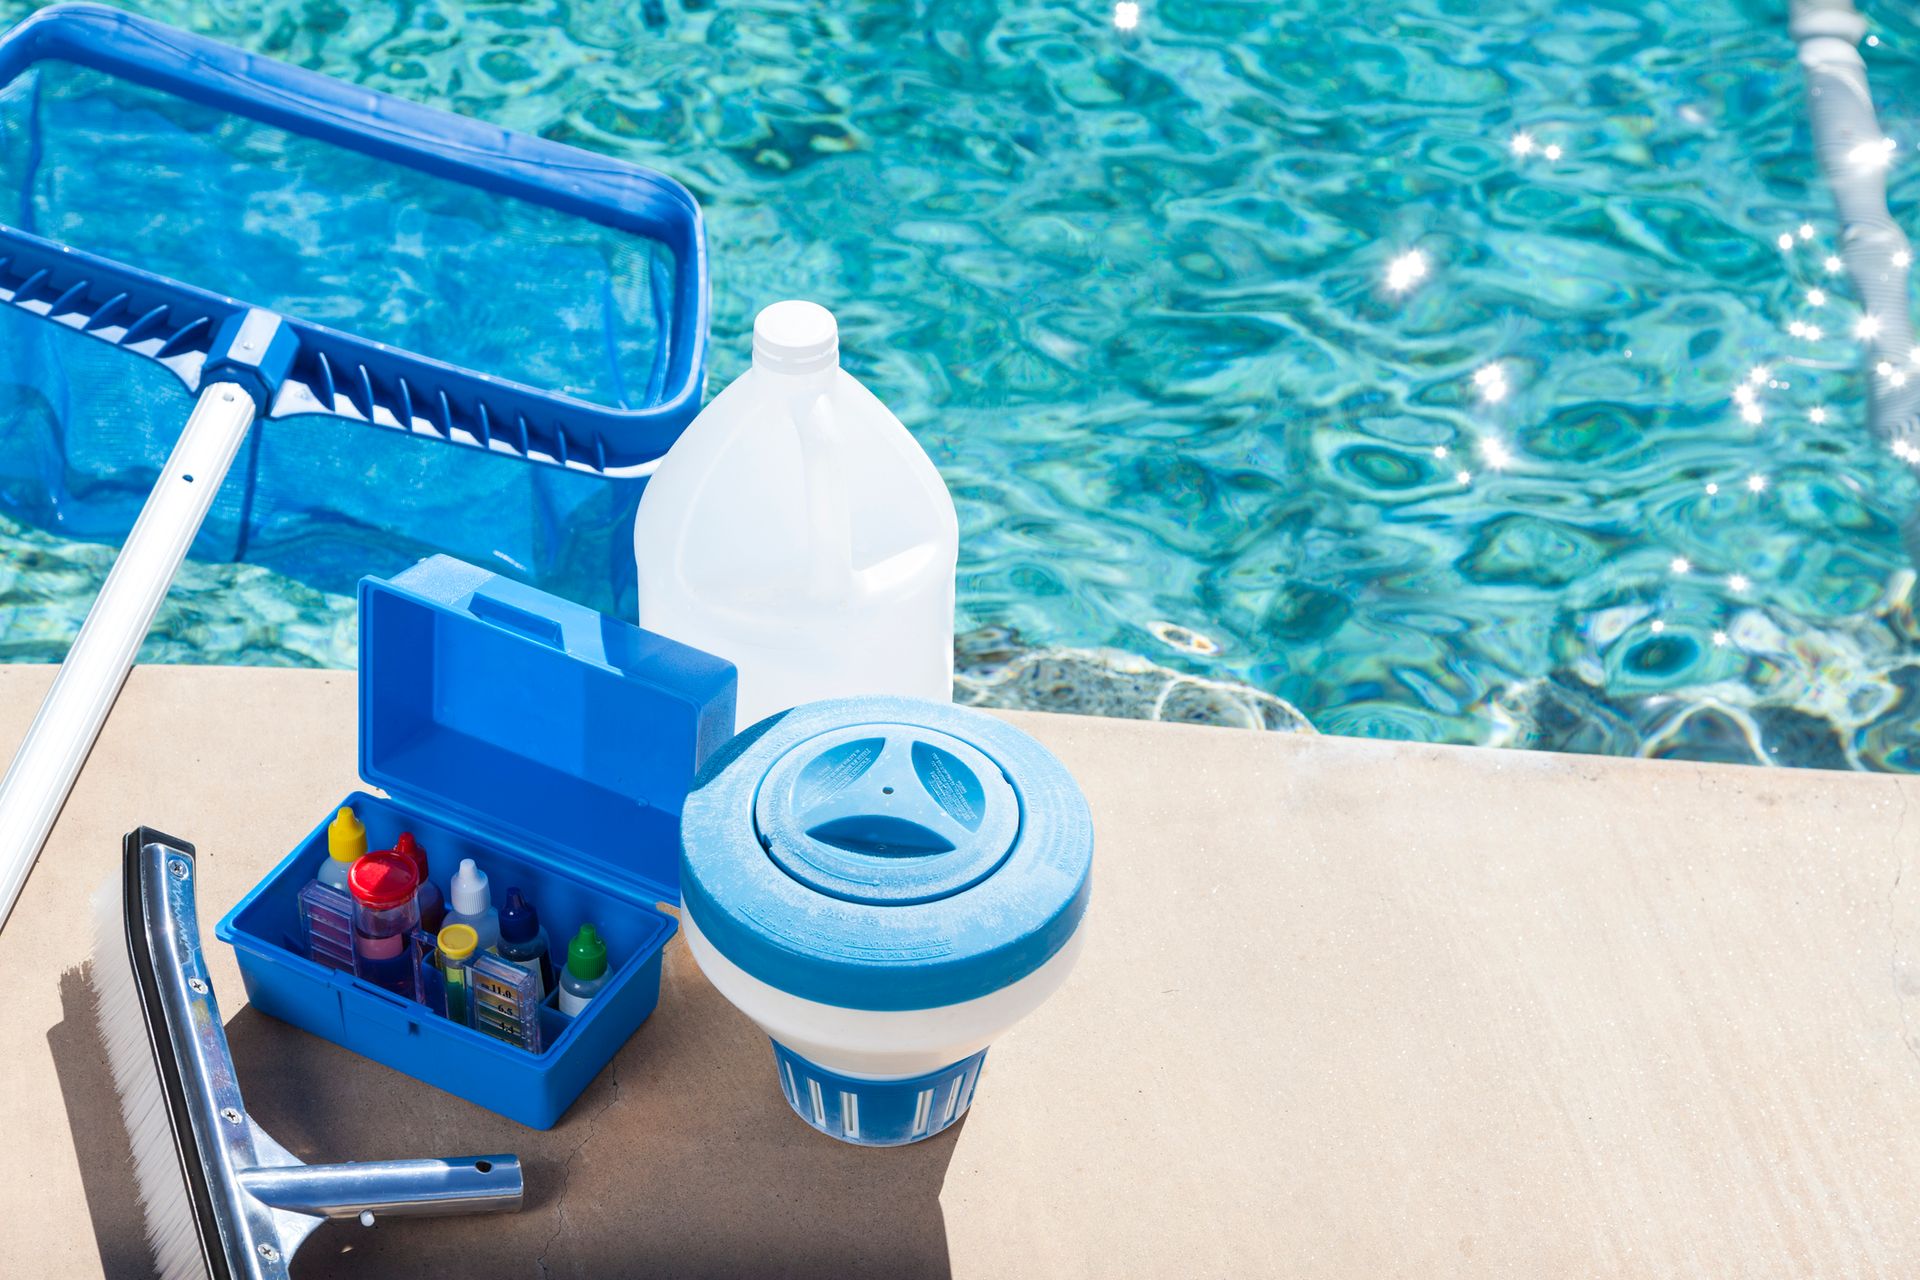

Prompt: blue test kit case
xmin=216 ymin=554 xmax=737 ymax=1129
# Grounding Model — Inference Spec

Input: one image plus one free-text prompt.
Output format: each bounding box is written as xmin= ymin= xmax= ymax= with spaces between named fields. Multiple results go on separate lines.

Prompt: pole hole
xmin=182 ymin=474 xmax=194 ymax=483
xmin=882 ymin=787 xmax=894 ymax=795
xmin=475 ymin=1160 xmax=492 ymax=1173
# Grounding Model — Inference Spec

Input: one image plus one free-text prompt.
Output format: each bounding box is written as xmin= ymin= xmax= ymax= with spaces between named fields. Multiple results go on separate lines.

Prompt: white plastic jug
xmin=633 ymin=300 xmax=958 ymax=729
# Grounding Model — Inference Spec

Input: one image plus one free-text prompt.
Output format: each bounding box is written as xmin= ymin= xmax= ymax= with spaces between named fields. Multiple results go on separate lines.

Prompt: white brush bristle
xmin=89 ymin=873 xmax=213 ymax=1280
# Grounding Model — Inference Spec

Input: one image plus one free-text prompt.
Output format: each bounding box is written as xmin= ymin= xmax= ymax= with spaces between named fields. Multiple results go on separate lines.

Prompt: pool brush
xmin=89 ymin=826 xmax=524 ymax=1279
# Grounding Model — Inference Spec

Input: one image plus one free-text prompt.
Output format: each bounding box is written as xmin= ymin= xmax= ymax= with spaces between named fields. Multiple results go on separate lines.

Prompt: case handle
xmin=467 ymin=586 xmax=566 ymax=649
xmin=466 ymin=576 xmax=616 ymax=665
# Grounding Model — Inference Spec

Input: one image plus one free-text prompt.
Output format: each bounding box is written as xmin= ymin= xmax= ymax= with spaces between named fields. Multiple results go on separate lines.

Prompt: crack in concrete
xmin=536 ymin=1053 xmax=624 ymax=1279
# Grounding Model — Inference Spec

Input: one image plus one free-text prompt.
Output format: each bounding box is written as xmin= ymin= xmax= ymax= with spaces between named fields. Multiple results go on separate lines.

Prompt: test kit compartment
xmin=216 ymin=555 xmax=736 ymax=1129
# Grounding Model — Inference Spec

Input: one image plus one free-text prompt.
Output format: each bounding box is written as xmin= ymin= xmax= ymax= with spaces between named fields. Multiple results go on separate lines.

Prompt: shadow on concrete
xmin=225 ymin=983 xmax=959 ymax=1280
xmin=49 ymin=950 xmax=956 ymax=1279
xmin=47 ymin=964 xmax=152 ymax=1278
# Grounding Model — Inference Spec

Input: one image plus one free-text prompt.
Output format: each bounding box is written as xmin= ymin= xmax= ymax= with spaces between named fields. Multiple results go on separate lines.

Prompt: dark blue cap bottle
xmin=499 ymin=886 xmax=538 ymax=943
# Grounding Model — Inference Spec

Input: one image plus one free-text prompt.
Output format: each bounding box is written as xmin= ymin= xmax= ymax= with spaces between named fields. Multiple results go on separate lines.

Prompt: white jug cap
xmin=449 ymin=856 xmax=491 ymax=914
xmin=752 ymin=300 xmax=839 ymax=375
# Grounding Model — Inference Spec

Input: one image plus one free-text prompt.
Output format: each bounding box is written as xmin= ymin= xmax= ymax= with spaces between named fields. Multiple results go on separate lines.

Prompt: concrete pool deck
xmin=2 ymin=663 xmax=1918 ymax=1276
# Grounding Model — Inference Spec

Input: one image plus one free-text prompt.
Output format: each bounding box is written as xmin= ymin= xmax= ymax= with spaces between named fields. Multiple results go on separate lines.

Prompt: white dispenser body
xmin=633 ymin=301 xmax=958 ymax=730
xmin=683 ymin=909 xmax=1087 ymax=1080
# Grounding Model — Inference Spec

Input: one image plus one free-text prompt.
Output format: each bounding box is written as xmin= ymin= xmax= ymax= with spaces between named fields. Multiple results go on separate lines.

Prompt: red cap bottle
xmin=347 ymin=851 xmax=418 ymax=910
xmin=345 ymin=852 xmax=422 ymax=999
xmin=390 ymin=831 xmax=446 ymax=933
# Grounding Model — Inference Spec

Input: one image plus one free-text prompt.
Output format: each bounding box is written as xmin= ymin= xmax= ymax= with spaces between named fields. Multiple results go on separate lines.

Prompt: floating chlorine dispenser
xmin=679 ymin=696 xmax=1093 ymax=1146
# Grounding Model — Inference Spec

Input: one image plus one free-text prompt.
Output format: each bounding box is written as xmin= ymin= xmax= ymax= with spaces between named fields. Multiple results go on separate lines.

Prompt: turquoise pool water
xmin=3 ymin=0 xmax=1920 ymax=769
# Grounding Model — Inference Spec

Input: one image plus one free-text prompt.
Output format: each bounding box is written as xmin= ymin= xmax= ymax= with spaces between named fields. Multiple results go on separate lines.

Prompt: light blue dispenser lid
xmin=751 ymin=723 xmax=1023 ymax=906
xmin=680 ymin=697 xmax=1095 ymax=1012
xmin=358 ymin=555 xmax=738 ymax=903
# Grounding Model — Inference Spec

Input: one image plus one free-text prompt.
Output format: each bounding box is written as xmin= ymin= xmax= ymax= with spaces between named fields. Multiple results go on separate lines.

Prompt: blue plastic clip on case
xmin=216 ymin=555 xmax=737 ymax=1128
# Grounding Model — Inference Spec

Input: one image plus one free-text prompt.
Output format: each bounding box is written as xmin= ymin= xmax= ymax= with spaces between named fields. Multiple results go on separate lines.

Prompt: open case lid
xmin=358 ymin=556 xmax=737 ymax=902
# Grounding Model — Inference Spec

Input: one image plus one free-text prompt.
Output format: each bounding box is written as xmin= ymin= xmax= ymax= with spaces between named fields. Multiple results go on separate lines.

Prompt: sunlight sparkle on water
xmin=1510 ymin=131 xmax=1534 ymax=157
xmin=1728 ymin=574 xmax=1750 ymax=592
xmin=1808 ymin=288 xmax=1826 ymax=306
xmin=1472 ymin=363 xmax=1510 ymax=403
xmin=1670 ymin=557 xmax=1691 ymax=575
xmin=1385 ymin=250 xmax=1429 ymax=293
xmin=1747 ymin=473 xmax=1768 ymax=493
xmin=1112 ymin=2 xmax=1140 ymax=30
xmin=1858 ymin=314 xmax=1884 ymax=340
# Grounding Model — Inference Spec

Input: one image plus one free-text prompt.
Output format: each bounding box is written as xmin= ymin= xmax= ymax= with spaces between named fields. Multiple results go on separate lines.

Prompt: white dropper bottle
xmin=442 ymin=858 xmax=500 ymax=952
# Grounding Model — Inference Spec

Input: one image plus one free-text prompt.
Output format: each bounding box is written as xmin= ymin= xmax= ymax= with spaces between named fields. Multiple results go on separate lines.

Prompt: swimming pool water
xmin=4 ymin=0 xmax=1920 ymax=770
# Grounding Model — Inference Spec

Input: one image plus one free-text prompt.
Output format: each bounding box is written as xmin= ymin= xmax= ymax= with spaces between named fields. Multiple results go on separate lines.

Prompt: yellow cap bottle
xmin=327 ymin=806 xmax=365 ymax=864
xmin=315 ymin=807 xmax=366 ymax=891
xmin=437 ymin=924 xmax=480 ymax=1026
xmin=436 ymin=923 xmax=479 ymax=962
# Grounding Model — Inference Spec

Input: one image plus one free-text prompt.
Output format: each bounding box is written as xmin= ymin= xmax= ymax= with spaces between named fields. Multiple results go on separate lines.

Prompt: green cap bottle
xmin=558 ymin=924 xmax=608 ymax=1016
xmin=567 ymin=924 xmax=607 ymax=980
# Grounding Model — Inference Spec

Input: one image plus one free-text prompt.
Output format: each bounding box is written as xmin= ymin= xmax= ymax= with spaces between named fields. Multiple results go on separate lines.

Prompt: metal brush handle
xmin=0 ymin=382 xmax=255 ymax=933
xmin=133 ymin=833 xmax=524 ymax=1278
xmin=237 ymin=1157 xmax=522 ymax=1221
